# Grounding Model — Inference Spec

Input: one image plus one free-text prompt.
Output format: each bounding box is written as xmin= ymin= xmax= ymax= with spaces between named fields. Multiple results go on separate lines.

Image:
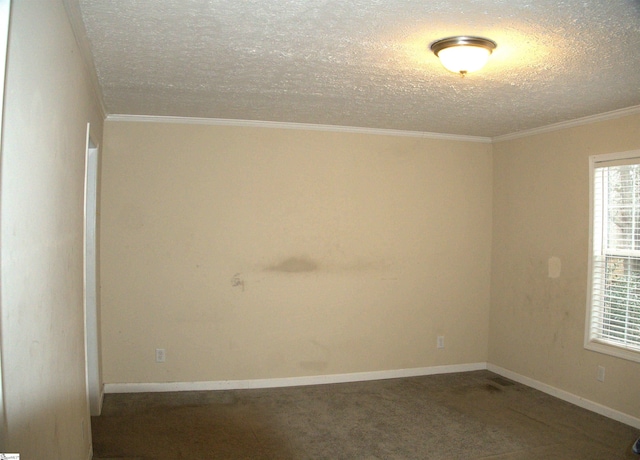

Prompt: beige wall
xmin=98 ymin=87 xmax=640 ymax=427
xmin=100 ymin=121 xmax=493 ymax=384
xmin=0 ymin=1 xmax=104 ymax=458
xmin=490 ymin=113 xmax=640 ymax=420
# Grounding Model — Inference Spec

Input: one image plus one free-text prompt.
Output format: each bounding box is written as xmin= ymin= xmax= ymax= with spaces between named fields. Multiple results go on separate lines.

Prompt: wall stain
xmin=266 ymin=257 xmax=318 ymax=273
xmin=264 ymin=256 xmax=391 ymax=274
xmin=231 ymin=273 xmax=245 ymax=291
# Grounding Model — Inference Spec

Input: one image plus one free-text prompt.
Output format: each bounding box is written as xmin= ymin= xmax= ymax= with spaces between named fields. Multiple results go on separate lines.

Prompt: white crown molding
xmin=104 ymin=362 xmax=487 ymax=394
xmin=105 ymin=114 xmax=493 ymax=144
xmin=492 ymin=105 xmax=640 ymax=143
xmin=487 ymin=363 xmax=640 ymax=429
xmin=106 ymin=106 xmax=640 ymax=144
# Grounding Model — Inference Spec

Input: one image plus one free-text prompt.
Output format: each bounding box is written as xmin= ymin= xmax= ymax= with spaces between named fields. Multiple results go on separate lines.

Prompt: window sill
xmin=585 ymin=339 xmax=640 ymax=364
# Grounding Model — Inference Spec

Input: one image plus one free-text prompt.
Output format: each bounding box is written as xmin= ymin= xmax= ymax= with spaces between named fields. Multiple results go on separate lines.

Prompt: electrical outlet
xmin=156 ymin=348 xmax=166 ymax=363
xmin=597 ymin=365 xmax=605 ymax=382
xmin=437 ymin=336 xmax=445 ymax=349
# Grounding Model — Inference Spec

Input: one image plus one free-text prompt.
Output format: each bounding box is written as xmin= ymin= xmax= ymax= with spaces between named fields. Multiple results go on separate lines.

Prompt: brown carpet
xmin=92 ymin=370 xmax=638 ymax=459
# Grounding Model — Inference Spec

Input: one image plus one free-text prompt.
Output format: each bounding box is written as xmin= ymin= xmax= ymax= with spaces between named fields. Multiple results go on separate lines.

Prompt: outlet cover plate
xmin=156 ymin=348 xmax=166 ymax=363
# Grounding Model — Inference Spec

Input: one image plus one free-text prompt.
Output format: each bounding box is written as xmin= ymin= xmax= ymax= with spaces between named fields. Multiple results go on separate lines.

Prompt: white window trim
xmin=585 ymin=149 xmax=640 ymax=363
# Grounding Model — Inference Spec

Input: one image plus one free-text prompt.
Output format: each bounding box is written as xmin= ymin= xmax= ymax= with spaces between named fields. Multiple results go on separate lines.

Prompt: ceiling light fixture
xmin=430 ymin=36 xmax=497 ymax=76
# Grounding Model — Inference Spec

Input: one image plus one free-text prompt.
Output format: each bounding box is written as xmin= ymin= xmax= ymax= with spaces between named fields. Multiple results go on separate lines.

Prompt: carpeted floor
xmin=91 ymin=370 xmax=638 ymax=459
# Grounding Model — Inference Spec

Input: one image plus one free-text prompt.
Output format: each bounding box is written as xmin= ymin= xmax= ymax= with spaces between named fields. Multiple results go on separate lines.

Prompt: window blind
xmin=589 ymin=160 xmax=640 ymax=356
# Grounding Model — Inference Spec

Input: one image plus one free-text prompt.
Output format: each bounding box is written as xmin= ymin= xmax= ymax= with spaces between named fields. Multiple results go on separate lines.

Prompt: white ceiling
xmin=71 ymin=0 xmax=640 ymax=138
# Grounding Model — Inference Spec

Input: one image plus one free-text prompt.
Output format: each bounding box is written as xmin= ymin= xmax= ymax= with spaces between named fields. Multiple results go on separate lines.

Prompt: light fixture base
xmin=430 ymin=36 xmax=497 ymax=56
xmin=430 ymin=36 xmax=497 ymax=75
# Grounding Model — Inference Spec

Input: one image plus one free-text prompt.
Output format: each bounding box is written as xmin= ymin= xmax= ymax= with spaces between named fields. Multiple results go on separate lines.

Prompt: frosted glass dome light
xmin=430 ymin=36 xmax=497 ymax=76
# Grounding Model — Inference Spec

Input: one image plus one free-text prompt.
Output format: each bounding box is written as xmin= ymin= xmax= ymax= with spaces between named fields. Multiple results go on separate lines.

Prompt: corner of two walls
xmin=489 ymin=113 xmax=640 ymax=421
xmin=99 ymin=121 xmax=493 ymax=385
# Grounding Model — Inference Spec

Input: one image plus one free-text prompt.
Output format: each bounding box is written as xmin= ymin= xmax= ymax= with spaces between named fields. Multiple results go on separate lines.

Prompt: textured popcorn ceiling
xmin=75 ymin=0 xmax=640 ymax=137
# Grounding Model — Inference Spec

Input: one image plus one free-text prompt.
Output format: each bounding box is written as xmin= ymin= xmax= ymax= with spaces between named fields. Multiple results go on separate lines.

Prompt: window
xmin=586 ymin=150 xmax=640 ymax=362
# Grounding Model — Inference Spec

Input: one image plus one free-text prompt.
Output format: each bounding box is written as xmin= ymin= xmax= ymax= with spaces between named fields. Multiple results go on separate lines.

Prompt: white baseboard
xmin=104 ymin=362 xmax=487 ymax=394
xmin=102 ymin=362 xmax=640 ymax=430
xmin=487 ymin=363 xmax=640 ymax=429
